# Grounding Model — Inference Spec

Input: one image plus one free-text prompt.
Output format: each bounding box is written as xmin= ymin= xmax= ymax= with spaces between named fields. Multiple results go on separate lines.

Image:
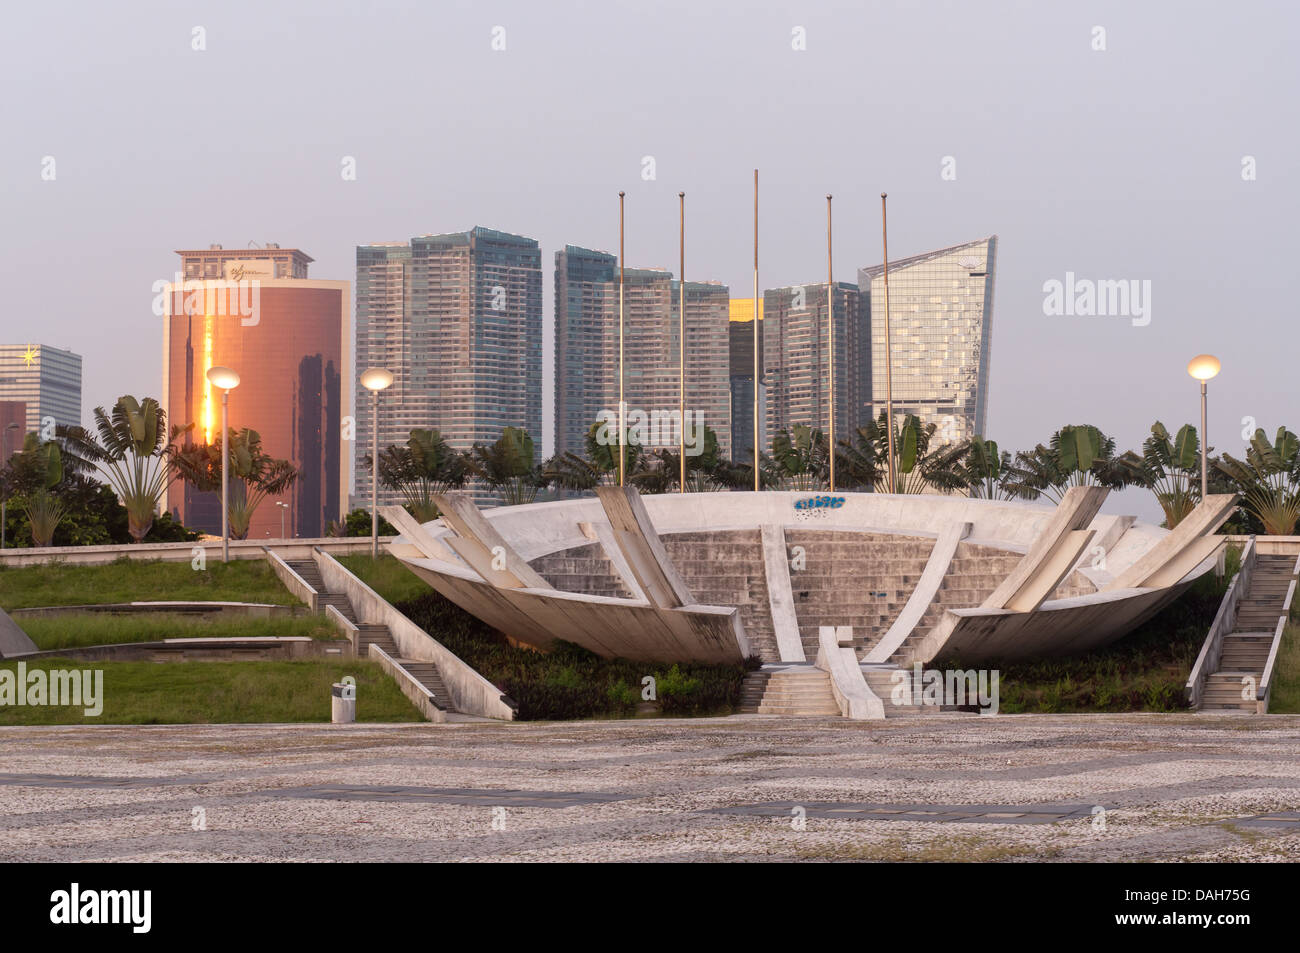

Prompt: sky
xmin=2 ymin=0 xmax=1296 ymax=521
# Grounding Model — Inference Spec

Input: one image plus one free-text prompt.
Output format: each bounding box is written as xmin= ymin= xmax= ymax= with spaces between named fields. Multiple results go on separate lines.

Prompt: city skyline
xmin=5 ymin=2 xmax=1295 ymax=523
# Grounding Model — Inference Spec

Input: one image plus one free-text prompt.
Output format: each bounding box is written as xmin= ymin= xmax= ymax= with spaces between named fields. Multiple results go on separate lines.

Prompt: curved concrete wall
xmin=416 ymin=492 xmax=1168 ymax=590
xmin=392 ymin=491 xmax=1200 ymax=666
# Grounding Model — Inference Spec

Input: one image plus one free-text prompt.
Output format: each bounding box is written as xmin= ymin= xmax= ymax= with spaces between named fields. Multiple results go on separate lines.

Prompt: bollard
xmin=331 ymin=681 xmax=356 ymax=724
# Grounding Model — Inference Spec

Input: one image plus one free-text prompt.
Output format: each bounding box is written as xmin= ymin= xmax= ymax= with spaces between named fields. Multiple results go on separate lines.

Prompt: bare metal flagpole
xmin=752 ymin=169 xmax=760 ymax=492
xmin=827 ymin=193 xmax=835 ymax=493
xmin=881 ymin=192 xmax=895 ymax=493
xmin=679 ymin=191 xmax=686 ymax=493
xmin=618 ymin=190 xmax=626 ymax=487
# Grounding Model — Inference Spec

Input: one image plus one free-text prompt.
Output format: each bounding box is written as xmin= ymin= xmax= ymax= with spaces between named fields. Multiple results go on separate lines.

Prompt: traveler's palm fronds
xmin=1216 ymin=426 xmax=1300 ymax=535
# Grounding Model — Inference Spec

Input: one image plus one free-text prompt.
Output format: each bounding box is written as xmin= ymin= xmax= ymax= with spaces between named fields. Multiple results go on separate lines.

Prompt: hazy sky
xmin=3 ymin=0 xmax=1296 ymax=520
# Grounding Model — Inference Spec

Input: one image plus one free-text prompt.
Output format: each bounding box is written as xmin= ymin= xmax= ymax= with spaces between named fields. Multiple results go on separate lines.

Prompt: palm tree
xmin=1002 ymin=424 xmax=1141 ymax=503
xmin=1134 ymin=422 xmax=1202 ymax=528
xmin=5 ymin=434 xmax=66 ymax=547
xmin=768 ymin=424 xmax=830 ymax=490
xmin=961 ymin=437 xmax=1026 ymax=500
xmin=61 ymin=396 xmax=175 ymax=542
xmin=468 ymin=427 xmax=548 ymax=506
xmin=640 ymin=425 xmax=737 ymax=493
xmin=171 ymin=427 xmax=298 ymax=539
xmin=1216 ymin=426 xmax=1300 ymax=536
xmin=544 ymin=420 xmax=649 ymax=493
xmin=373 ymin=428 xmax=467 ymax=521
xmin=837 ymin=411 xmax=968 ymax=494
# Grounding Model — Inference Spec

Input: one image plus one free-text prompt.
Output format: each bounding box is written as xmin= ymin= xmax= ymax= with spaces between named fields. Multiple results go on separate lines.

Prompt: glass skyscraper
xmin=356 ymin=227 xmax=543 ymax=506
xmin=161 ymin=247 xmax=349 ymax=538
xmin=554 ymin=248 xmax=731 ymax=460
xmin=0 ymin=343 xmax=82 ymax=440
xmin=759 ymin=282 xmax=866 ymax=447
xmin=857 ymin=237 xmax=997 ymax=443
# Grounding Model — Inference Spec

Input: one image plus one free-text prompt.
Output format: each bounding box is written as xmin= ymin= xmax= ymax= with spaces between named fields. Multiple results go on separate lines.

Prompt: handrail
xmin=368 ymin=643 xmax=448 ymax=722
xmin=312 ymin=547 xmax=517 ymax=720
xmin=263 ymin=547 xmax=319 ymax=612
xmin=1186 ymin=535 xmax=1255 ymax=709
xmin=815 ymin=625 xmax=884 ymax=720
xmin=1256 ymin=554 xmax=1299 ymax=712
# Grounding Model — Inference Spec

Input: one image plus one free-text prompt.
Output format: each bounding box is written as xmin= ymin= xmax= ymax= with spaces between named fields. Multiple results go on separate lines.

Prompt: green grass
xmin=0 ymin=658 xmax=422 ymax=725
xmin=939 ymin=562 xmax=1233 ymax=714
xmin=16 ymin=612 xmax=342 ymax=651
xmin=335 ymin=554 xmax=429 ymax=605
xmin=0 ymin=557 xmax=299 ymax=611
xmin=1267 ymin=623 xmax=1300 ymax=713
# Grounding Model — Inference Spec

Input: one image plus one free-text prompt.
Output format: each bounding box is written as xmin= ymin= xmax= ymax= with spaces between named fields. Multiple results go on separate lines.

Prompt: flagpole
xmin=616 ymin=191 xmax=626 ymax=486
xmin=881 ymin=192 xmax=895 ymax=493
xmin=827 ymin=193 xmax=835 ymax=492
xmin=679 ymin=191 xmax=686 ymax=493
xmin=752 ymin=169 xmax=760 ymax=492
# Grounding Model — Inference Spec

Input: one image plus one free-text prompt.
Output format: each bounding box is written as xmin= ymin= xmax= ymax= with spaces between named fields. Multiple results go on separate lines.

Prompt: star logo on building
xmin=21 ymin=344 xmax=37 ymax=367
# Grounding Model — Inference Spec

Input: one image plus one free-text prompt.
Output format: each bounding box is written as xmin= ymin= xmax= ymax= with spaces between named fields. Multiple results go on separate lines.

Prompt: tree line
xmin=372 ymin=414 xmax=1300 ymax=536
xmin=3 ymin=397 xmax=1297 ymax=547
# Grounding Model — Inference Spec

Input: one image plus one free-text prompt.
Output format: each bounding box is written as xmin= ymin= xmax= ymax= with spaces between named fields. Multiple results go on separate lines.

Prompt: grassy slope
xmin=335 ymin=554 xmax=429 ymax=605
xmin=0 ymin=557 xmax=300 ymax=611
xmin=0 ymin=658 xmax=421 ymax=725
xmin=17 ymin=613 xmax=340 ymax=651
xmin=1269 ymin=622 xmax=1300 ymax=713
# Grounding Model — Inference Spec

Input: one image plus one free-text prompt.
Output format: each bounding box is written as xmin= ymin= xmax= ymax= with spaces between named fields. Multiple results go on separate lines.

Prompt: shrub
xmin=394 ymin=590 xmax=752 ymax=720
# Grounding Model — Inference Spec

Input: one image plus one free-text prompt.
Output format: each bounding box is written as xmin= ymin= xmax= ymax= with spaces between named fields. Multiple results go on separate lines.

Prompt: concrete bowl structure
xmin=383 ymin=487 xmax=1237 ymax=678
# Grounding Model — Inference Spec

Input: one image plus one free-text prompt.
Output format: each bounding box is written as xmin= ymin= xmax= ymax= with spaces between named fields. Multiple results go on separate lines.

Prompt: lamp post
xmin=1 ymin=422 xmax=19 ymax=550
xmin=206 ymin=366 xmax=241 ymax=563
xmin=276 ymin=500 xmax=289 ymax=539
xmin=360 ymin=367 xmax=394 ymax=559
xmin=881 ymin=193 xmax=895 ymax=493
xmin=1187 ymin=354 xmax=1221 ymax=500
xmin=826 ymin=193 xmax=835 ymax=492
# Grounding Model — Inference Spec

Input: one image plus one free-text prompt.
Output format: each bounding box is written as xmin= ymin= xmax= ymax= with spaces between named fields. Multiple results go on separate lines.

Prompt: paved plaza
xmin=1 ymin=714 xmax=1299 ymax=862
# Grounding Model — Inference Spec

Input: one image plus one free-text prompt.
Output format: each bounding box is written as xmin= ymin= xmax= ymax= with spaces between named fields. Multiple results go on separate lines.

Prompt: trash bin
xmin=331 ymin=681 xmax=356 ymax=724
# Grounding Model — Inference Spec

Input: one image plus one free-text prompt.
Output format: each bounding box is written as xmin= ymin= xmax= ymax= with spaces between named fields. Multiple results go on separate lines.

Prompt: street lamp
xmin=276 ymin=500 xmax=289 ymax=539
xmin=206 ymin=365 xmax=241 ymax=563
xmin=1 ymin=422 xmax=19 ymax=550
xmin=360 ymin=367 xmax=394 ymax=560
xmin=1187 ymin=354 xmax=1221 ymax=500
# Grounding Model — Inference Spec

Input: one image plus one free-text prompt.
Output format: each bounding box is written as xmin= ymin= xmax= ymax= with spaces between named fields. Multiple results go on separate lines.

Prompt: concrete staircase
xmin=287 ymin=559 xmax=356 ymax=622
xmin=877 ymin=542 xmax=1097 ymax=666
xmin=528 ymin=543 xmax=635 ymax=599
xmin=663 ymin=530 xmax=780 ymax=663
xmin=738 ymin=665 xmax=839 ymax=716
xmin=285 ymin=558 xmax=458 ymax=715
xmin=1202 ymin=554 xmax=1294 ymax=712
xmin=783 ymin=530 xmax=934 ymax=659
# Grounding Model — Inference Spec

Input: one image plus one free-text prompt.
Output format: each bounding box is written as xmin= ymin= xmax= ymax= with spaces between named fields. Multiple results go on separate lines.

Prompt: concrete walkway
xmin=2 ymin=715 xmax=1298 ymax=862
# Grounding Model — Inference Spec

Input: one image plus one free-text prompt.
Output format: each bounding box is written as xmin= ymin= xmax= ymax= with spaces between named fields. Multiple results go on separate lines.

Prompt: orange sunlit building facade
xmin=161 ymin=246 xmax=351 ymax=539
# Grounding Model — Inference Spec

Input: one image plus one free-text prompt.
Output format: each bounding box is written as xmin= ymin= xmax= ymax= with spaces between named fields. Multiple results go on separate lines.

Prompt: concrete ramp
xmin=594 ymin=486 xmax=695 ymax=608
xmin=0 ymin=608 xmax=38 ymax=657
xmin=429 ymin=493 xmax=553 ymax=590
xmin=982 ymin=486 xmax=1108 ymax=612
xmin=378 ymin=505 xmax=460 ymax=563
xmin=1105 ymin=494 xmax=1237 ymax=590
